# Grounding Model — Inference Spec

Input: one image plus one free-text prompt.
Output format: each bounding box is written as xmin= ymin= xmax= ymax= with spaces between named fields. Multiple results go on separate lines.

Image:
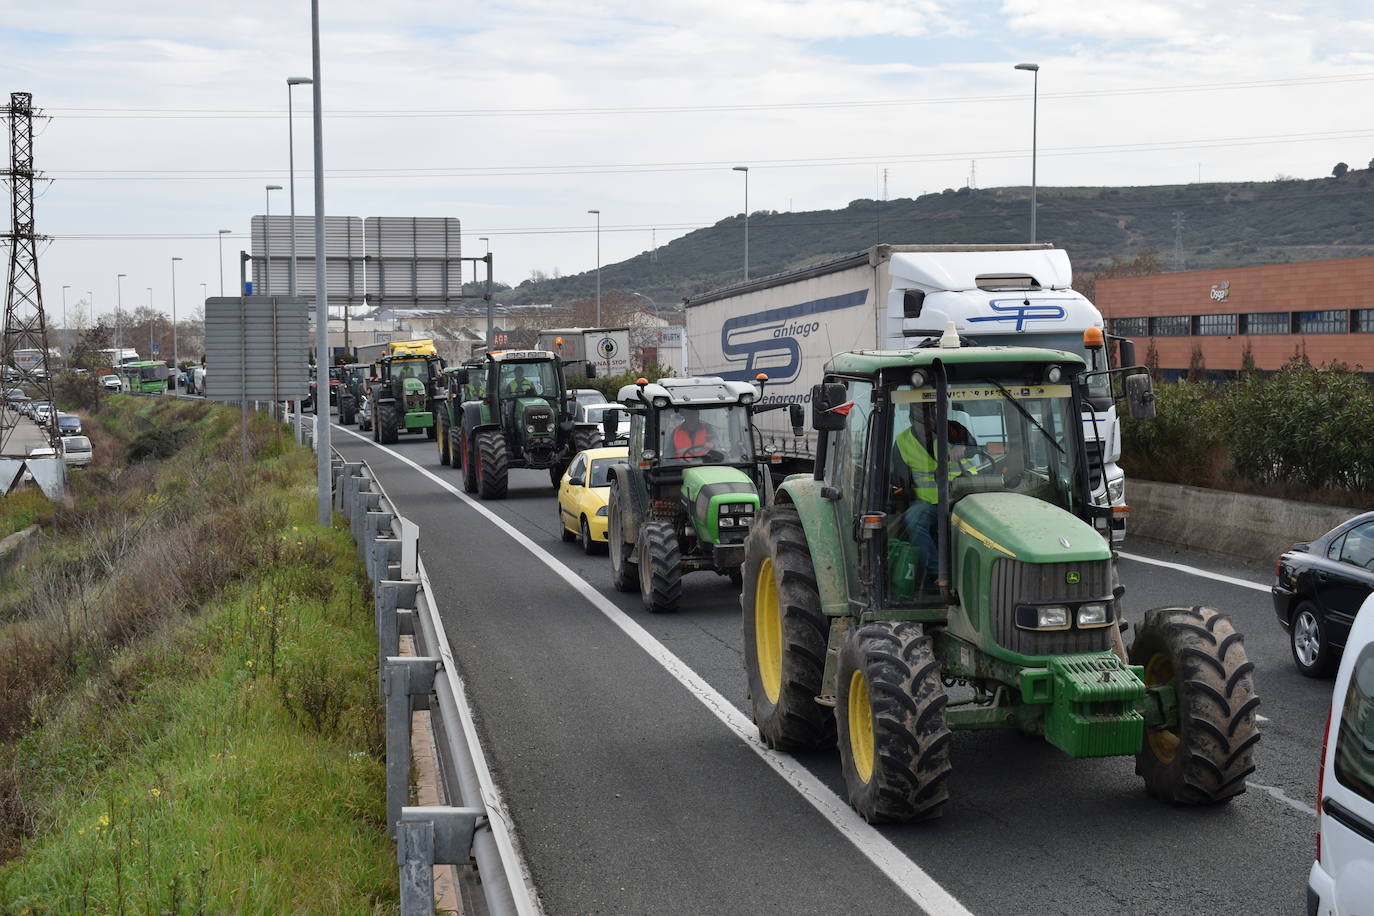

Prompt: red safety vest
xmin=673 ymin=424 xmax=709 ymax=456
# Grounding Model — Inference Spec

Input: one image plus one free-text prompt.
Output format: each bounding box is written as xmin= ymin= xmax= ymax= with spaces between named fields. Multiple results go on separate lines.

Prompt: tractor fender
xmin=775 ymin=476 xmax=850 ymax=616
xmin=605 ymin=464 xmax=643 ymax=545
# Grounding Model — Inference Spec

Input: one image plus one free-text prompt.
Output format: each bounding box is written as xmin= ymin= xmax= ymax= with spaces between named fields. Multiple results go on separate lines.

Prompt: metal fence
xmin=330 ymin=453 xmax=540 ymax=916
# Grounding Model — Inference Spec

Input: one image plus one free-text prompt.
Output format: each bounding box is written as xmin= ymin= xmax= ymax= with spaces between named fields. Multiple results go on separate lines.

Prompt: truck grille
xmin=990 ymin=558 xmax=1113 ymax=656
xmin=1084 ymin=439 xmax=1104 ymax=491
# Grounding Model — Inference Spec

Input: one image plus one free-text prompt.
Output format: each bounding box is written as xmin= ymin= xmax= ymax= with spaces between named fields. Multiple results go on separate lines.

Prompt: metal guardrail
xmin=330 ymin=453 xmax=540 ymax=916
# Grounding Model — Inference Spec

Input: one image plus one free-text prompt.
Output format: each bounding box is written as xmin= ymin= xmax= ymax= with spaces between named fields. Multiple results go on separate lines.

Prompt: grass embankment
xmin=0 ymin=397 xmax=394 ymax=913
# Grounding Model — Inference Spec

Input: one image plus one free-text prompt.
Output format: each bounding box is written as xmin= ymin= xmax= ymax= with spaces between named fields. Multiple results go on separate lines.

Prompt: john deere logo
xmin=1066 ymin=571 xmax=1081 ymax=585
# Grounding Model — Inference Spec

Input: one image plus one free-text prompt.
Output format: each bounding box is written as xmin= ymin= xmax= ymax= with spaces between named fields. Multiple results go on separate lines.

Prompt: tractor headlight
xmin=652 ymin=396 xmax=670 ymax=409
xmin=1077 ymin=603 xmax=1110 ymax=627
xmin=1106 ymin=475 xmax=1125 ymax=505
xmin=1016 ymin=604 xmax=1070 ymax=630
xmin=596 ymin=506 xmax=608 ymax=517
xmin=527 ymin=424 xmax=536 ymax=433
xmin=739 ymin=391 xmax=756 ymax=405
xmin=719 ymin=516 xmax=736 ymax=528
xmin=1045 ymin=364 xmax=1063 ymax=384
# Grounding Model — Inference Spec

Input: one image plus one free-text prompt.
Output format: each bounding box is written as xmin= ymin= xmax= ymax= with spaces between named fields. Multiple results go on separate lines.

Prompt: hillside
xmin=505 ymin=168 xmax=1374 ymax=307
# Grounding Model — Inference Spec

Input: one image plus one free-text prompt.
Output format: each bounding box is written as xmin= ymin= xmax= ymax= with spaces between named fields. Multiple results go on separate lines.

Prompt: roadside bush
xmin=567 ymin=361 xmax=675 ymax=401
xmin=1120 ymin=380 xmax=1226 ymax=485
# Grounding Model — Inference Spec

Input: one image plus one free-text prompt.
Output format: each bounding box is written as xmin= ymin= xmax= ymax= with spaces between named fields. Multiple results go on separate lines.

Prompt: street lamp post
xmin=217 ymin=229 xmax=232 ymax=295
xmin=587 ymin=210 xmax=601 ymax=326
xmin=732 ymin=166 xmax=750 ymax=280
xmin=287 ymin=77 xmax=313 ymax=298
xmin=171 ymin=257 xmax=183 ymax=368
xmin=264 ymin=185 xmax=283 ymax=295
xmin=1014 ymin=62 xmax=1040 ymax=243
xmin=116 ymin=273 xmax=126 ymax=359
xmin=60 ymin=285 xmax=69 ymax=331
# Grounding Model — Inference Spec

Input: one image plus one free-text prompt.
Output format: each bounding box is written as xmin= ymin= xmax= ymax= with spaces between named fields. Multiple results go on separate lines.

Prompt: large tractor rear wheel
xmin=741 ymin=506 xmax=833 ymax=750
xmin=573 ymin=427 xmax=601 ymax=453
xmin=638 ymin=520 xmax=682 ymax=613
xmin=377 ymin=402 xmax=400 ymax=444
xmin=437 ymin=417 xmax=451 ymax=465
xmin=836 ymin=622 xmax=952 ymax=823
xmin=475 ymin=429 xmax=509 ymax=500
xmin=1129 ymin=606 xmax=1260 ymax=805
xmin=607 ymin=481 xmax=638 ymax=593
xmin=459 ymin=430 xmax=477 ymax=493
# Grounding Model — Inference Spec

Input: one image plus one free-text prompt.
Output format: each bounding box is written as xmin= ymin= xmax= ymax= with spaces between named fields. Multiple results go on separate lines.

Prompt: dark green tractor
xmin=336 ymin=363 xmax=369 ymax=426
xmin=741 ymin=335 xmax=1260 ymax=822
xmin=604 ymin=376 xmax=804 ymax=613
xmin=444 ymin=349 xmax=601 ymax=499
xmin=367 ymin=351 xmax=444 ymax=445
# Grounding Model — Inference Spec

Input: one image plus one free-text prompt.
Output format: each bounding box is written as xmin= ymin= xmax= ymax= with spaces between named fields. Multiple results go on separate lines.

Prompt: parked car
xmin=358 ymin=394 xmax=373 ymax=432
xmin=556 ymin=445 xmax=628 ymax=554
xmin=4 ymin=387 xmax=28 ymax=404
xmin=570 ymin=388 xmax=607 ymax=406
xmin=60 ymin=435 xmax=92 ymax=467
xmin=27 ymin=446 xmax=55 ymax=459
xmin=1275 ymin=512 xmax=1374 ymax=677
xmin=56 ymin=413 xmax=82 ymax=436
xmin=101 ymin=374 xmax=122 ymax=392
xmin=31 ymin=402 xmax=53 ymax=424
xmin=575 ymin=402 xmax=630 ymax=444
xmin=1308 ymin=591 xmax=1374 ymax=914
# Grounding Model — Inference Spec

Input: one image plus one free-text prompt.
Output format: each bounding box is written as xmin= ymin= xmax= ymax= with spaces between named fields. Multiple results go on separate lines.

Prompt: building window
xmin=1296 ymin=309 xmax=1348 ymax=334
xmin=1242 ymin=312 xmax=1289 ymax=335
xmin=1196 ymin=314 xmax=1238 ymax=336
xmin=1354 ymin=309 xmax=1374 ymax=333
xmin=1150 ymin=315 xmax=1191 ymax=337
xmin=1111 ymin=317 xmax=1148 ymax=337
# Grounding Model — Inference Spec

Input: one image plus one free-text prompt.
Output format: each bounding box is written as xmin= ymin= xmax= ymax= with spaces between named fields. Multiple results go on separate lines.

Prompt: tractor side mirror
xmin=811 ymin=383 xmax=848 ymax=431
xmin=454 ymin=369 xmax=469 ymax=386
xmin=585 ymin=363 xmax=597 ymax=379
xmin=1117 ymin=338 xmax=1137 ymax=369
xmin=1125 ymin=373 xmax=1156 ymax=420
xmin=601 ymin=408 xmax=620 ymax=444
xmin=788 ymin=403 xmax=805 ymax=437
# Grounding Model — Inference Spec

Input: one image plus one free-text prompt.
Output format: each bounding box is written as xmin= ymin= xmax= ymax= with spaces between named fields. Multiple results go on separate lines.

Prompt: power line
xmin=41 ymin=72 xmax=1374 ymax=120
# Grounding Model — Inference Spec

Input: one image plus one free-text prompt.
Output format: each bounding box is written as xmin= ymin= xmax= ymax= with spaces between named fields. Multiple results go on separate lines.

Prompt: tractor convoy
xmin=342 ymin=301 xmax=1260 ymax=825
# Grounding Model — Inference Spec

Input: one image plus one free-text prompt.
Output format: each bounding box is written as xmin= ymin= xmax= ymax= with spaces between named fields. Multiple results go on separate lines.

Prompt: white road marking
xmin=1256 ymin=714 xmax=1271 ymax=723
xmin=335 ymin=425 xmax=974 ymax=916
xmin=1116 ymin=551 xmax=1270 ymax=593
xmin=1244 ymin=782 xmax=1318 ymax=817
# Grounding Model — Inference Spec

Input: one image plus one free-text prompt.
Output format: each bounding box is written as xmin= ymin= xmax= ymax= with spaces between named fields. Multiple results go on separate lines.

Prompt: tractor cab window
xmin=657 ymin=405 xmax=753 ymax=467
xmin=498 ymin=361 xmax=556 ymax=398
xmin=390 ymin=359 xmax=428 ymax=382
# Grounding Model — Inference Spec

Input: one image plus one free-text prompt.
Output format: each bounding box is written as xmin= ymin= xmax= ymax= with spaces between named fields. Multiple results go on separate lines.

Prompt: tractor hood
xmin=682 ymin=466 xmax=759 ymax=544
xmin=515 ymin=397 xmax=556 ymax=438
xmin=951 ymin=492 xmax=1109 ymax=564
xmin=402 ymin=377 xmax=426 ymax=394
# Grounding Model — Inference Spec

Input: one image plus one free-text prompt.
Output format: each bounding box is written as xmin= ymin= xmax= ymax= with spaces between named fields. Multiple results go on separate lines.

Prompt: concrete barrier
xmin=0 ymin=524 xmax=40 ymax=579
xmin=1129 ymin=480 xmax=1368 ymax=564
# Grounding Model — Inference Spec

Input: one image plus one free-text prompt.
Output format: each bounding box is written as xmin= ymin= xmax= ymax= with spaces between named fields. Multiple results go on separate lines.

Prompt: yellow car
xmin=558 ymin=446 xmax=628 ymax=554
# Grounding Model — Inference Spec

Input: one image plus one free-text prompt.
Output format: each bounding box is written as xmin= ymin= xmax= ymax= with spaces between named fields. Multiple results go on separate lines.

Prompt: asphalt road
xmin=333 ymin=422 xmax=1328 ymax=916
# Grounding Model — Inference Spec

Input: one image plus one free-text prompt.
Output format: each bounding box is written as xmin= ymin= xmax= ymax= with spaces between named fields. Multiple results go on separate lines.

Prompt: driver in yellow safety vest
xmin=892 ymin=409 xmax=979 ymax=584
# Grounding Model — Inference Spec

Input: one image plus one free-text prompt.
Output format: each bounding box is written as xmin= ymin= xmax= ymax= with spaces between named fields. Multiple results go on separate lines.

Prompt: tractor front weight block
xmin=1043 ymin=654 xmax=1146 ymax=758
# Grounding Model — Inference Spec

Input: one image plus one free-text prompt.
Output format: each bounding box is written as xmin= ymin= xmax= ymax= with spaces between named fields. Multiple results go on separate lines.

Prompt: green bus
xmin=120 ymin=361 xmax=169 ymax=394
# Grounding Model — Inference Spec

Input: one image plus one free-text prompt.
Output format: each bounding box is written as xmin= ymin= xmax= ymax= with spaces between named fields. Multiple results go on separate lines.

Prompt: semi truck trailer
xmin=683 ymin=243 xmax=1130 ymax=543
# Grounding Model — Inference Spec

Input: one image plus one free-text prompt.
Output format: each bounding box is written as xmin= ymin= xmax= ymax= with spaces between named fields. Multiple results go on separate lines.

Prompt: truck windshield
xmin=657 ymin=405 xmax=754 ymax=467
xmin=498 ymin=361 xmax=557 ymax=398
xmin=1016 ymin=332 xmax=1112 ymax=403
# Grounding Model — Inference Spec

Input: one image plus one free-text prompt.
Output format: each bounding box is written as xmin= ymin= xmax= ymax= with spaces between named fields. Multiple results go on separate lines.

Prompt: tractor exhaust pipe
xmin=934 ymin=361 xmax=954 ymax=605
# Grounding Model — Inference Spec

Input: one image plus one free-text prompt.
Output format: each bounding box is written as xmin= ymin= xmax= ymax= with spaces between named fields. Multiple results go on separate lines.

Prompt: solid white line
xmin=334 ymin=424 xmax=974 ymax=916
xmin=1117 ymin=551 xmax=1271 ymax=593
xmin=1245 ymin=782 xmax=1318 ymax=817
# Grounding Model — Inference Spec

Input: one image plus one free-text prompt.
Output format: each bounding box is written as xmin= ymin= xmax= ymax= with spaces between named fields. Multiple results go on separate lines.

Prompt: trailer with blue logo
xmin=683 ymin=244 xmax=1132 ymax=543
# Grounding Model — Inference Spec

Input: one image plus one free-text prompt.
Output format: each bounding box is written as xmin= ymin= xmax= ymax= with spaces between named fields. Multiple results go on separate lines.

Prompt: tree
xmin=1240 ymin=339 xmax=1257 ymax=375
xmin=1187 ymin=343 xmax=1207 ymax=382
xmin=1145 ymin=338 xmax=1160 ymax=376
xmin=1332 ymin=162 xmax=1350 ymax=179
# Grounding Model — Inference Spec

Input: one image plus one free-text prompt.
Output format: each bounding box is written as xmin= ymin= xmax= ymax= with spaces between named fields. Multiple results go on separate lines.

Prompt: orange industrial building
xmin=1096 ymin=256 xmax=1374 ymax=379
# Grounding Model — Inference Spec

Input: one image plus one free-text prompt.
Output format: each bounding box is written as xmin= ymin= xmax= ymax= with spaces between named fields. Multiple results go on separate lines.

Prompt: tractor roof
xmin=824 ymin=345 xmax=1085 ymax=377
xmin=485 ymin=349 xmax=557 ymax=363
xmin=616 ymin=375 xmax=757 ymax=408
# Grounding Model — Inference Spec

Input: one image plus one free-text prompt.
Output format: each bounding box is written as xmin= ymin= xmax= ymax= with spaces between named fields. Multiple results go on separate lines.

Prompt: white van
xmin=1310 ymin=591 xmax=1374 ymax=914
xmin=60 ymin=435 xmax=93 ymax=467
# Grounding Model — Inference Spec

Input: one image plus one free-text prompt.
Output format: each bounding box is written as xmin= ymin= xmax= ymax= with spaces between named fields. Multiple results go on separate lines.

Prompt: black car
xmin=1274 ymin=511 xmax=1374 ymax=677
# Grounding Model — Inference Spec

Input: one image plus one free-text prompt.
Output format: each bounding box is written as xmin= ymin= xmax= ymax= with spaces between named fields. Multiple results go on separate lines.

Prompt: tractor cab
xmin=482 ymin=350 xmax=567 ymax=465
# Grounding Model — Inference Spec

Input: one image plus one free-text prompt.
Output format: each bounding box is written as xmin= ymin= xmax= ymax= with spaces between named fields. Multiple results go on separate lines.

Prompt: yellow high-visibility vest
xmin=895 ymin=429 xmax=978 ymax=505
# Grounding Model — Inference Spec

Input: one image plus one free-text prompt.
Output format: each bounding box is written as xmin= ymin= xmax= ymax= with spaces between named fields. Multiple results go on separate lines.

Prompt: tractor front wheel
xmin=460 ymin=431 xmax=477 ymax=493
xmin=437 ymin=418 xmax=450 ymax=464
xmin=475 ymin=430 xmax=509 ymax=500
xmin=741 ymin=506 xmax=833 ymax=750
xmin=1129 ymin=605 xmax=1260 ymax=805
xmin=607 ymin=481 xmax=638 ymax=593
xmin=836 ymin=622 xmax=951 ymax=823
xmin=573 ymin=427 xmax=601 ymax=453
xmin=377 ymin=402 xmax=400 ymax=444
xmin=638 ymin=520 xmax=682 ymax=613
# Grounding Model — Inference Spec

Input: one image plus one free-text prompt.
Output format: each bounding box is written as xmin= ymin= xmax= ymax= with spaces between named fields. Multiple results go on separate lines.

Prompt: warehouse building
xmin=1096 ymin=256 xmax=1374 ymax=379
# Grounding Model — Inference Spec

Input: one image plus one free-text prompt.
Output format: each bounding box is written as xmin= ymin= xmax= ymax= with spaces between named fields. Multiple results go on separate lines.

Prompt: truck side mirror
xmin=902 ymin=289 xmax=925 ymax=319
xmin=788 ymin=403 xmax=805 ymax=436
xmin=1125 ymin=373 xmax=1156 ymax=420
xmin=811 ymin=383 xmax=848 ymax=431
xmin=1118 ymin=338 xmax=1137 ymax=369
xmin=585 ymin=363 xmax=597 ymax=379
xmin=601 ymin=408 xmax=620 ymax=444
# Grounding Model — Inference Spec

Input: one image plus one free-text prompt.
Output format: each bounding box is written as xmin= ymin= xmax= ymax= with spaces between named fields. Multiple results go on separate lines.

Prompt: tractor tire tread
xmin=476 ymin=430 xmax=509 ymax=500
xmin=641 ymin=520 xmax=683 ymax=613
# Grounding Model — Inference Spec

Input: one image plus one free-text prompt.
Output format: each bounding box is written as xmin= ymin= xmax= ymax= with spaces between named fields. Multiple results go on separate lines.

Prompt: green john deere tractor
xmin=442 ymin=349 xmax=601 ymax=499
xmin=368 ymin=350 xmax=444 ymax=444
xmin=604 ymin=376 xmax=804 ymax=613
xmin=741 ymin=335 xmax=1260 ymax=822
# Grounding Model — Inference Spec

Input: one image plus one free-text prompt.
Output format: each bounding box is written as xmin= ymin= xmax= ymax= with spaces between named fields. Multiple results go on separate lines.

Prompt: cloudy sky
xmin=2 ymin=0 xmax=1372 ymax=325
